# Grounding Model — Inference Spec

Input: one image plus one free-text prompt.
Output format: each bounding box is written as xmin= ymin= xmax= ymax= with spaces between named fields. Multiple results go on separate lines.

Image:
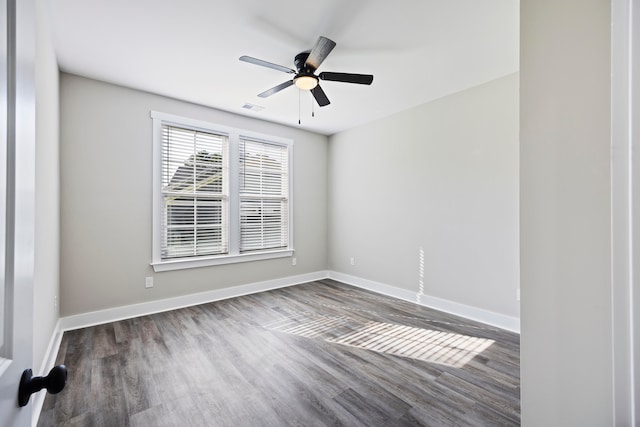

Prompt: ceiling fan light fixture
xmin=294 ymin=75 xmax=318 ymax=90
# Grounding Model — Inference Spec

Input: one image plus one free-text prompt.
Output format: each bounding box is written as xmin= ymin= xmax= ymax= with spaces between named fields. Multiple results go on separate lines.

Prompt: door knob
xmin=18 ymin=365 xmax=67 ymax=407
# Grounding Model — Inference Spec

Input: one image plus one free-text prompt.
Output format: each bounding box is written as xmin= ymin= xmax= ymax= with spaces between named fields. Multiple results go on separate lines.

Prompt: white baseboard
xmin=32 ymin=318 xmax=64 ymax=427
xmin=58 ymin=269 xmax=519 ymax=334
xmin=59 ymin=271 xmax=329 ymax=332
xmin=327 ymin=271 xmax=520 ymax=333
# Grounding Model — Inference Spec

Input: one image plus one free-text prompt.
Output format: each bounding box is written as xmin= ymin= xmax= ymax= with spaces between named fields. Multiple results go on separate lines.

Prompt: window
xmin=161 ymin=125 xmax=228 ymax=259
xmin=151 ymin=112 xmax=293 ymax=271
xmin=239 ymin=139 xmax=289 ymax=252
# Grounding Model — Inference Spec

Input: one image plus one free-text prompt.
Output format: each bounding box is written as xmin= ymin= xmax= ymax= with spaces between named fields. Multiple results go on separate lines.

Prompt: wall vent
xmin=242 ymin=103 xmax=264 ymax=112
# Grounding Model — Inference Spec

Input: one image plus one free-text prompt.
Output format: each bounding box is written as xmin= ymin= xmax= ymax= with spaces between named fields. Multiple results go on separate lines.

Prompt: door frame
xmin=0 ymin=0 xmax=36 ymax=425
xmin=611 ymin=0 xmax=638 ymax=424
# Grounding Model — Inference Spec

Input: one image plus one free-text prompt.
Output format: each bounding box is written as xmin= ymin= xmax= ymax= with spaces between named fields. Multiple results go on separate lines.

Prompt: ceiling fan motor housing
xmin=293 ymin=51 xmax=319 ymax=89
xmin=294 ymin=51 xmax=313 ymax=73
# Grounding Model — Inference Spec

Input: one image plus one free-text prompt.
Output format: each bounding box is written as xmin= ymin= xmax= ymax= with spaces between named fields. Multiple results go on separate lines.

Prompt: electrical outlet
xmin=292 ymin=257 xmax=297 ymax=266
xmin=53 ymin=295 xmax=58 ymax=309
xmin=145 ymin=276 xmax=154 ymax=288
xmin=350 ymin=257 xmax=355 ymax=266
xmin=516 ymin=288 xmax=520 ymax=301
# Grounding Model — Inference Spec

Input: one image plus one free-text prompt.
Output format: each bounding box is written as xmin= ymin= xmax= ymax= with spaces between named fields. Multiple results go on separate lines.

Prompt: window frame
xmin=151 ymin=111 xmax=293 ymax=272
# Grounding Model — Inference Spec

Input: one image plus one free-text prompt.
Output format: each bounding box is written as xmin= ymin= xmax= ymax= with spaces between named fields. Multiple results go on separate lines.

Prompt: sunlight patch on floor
xmin=264 ymin=313 xmax=352 ymax=338
xmin=265 ymin=314 xmax=494 ymax=368
xmin=327 ymin=321 xmax=494 ymax=367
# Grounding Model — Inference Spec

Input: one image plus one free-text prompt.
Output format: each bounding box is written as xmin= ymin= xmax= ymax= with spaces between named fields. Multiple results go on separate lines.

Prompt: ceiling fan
xmin=239 ymin=36 xmax=374 ymax=107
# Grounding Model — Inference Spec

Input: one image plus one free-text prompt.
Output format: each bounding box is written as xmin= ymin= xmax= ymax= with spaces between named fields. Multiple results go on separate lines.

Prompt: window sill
xmin=151 ymin=249 xmax=294 ymax=272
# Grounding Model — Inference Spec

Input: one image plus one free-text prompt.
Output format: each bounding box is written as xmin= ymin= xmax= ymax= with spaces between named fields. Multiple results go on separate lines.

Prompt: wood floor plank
xmin=90 ymin=354 xmax=129 ymax=426
xmin=119 ymin=337 xmax=162 ymax=415
xmin=38 ymin=280 xmax=520 ymax=426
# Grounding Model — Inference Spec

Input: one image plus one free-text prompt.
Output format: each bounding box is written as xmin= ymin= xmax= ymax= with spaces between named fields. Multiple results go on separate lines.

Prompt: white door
xmin=0 ymin=0 xmax=36 ymax=425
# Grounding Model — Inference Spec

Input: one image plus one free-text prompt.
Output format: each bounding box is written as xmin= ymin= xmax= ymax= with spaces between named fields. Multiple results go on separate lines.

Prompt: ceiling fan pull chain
xmin=298 ymin=89 xmax=301 ymax=125
xmin=312 ymin=95 xmax=315 ymax=117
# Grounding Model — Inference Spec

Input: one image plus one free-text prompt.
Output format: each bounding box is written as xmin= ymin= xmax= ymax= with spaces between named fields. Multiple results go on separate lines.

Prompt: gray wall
xmin=34 ymin=0 xmax=59 ymax=373
xmin=520 ymin=0 xmax=613 ymax=424
xmin=59 ymin=74 xmax=328 ymax=316
xmin=328 ymin=74 xmax=520 ymax=319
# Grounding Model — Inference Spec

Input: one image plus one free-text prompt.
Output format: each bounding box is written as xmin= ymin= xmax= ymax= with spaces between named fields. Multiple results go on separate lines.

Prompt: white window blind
xmin=239 ymin=139 xmax=289 ymax=252
xmin=161 ymin=125 xmax=228 ymax=259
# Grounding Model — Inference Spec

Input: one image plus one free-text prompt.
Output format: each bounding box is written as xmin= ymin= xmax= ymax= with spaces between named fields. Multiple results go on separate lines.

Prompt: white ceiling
xmin=44 ymin=0 xmax=519 ymax=135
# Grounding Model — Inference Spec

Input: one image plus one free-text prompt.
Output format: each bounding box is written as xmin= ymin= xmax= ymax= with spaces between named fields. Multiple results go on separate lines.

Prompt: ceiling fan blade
xmin=305 ymin=36 xmax=336 ymax=71
xmin=257 ymin=80 xmax=294 ymax=98
xmin=319 ymin=72 xmax=374 ymax=85
xmin=310 ymin=85 xmax=330 ymax=107
xmin=239 ymin=56 xmax=295 ymax=74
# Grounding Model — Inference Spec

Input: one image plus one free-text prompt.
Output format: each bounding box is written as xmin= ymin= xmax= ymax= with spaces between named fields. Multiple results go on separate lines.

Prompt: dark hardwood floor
xmin=38 ymin=280 xmax=520 ymax=426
